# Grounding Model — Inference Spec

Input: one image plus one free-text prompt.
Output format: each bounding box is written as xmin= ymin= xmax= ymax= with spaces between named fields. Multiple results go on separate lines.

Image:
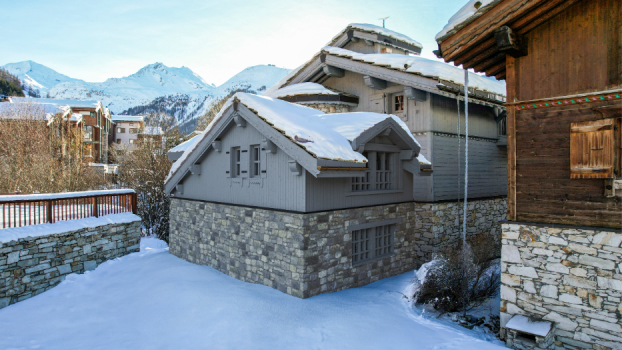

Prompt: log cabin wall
xmin=506 ymin=0 xmax=622 ymax=228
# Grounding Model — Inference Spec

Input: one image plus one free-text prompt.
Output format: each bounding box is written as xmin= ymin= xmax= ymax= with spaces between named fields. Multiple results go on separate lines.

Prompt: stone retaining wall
xmin=0 ymin=217 xmax=141 ymax=309
xmin=302 ymin=103 xmax=351 ymax=114
xmin=170 ymin=197 xmax=505 ymax=298
xmin=501 ymin=223 xmax=622 ymax=349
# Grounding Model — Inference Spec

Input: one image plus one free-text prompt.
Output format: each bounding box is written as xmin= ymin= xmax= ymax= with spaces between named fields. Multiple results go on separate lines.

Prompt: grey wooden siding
xmin=305 ymin=171 xmax=414 ymax=212
xmin=431 ymin=134 xmax=507 ymax=201
xmin=175 ymin=121 xmax=307 ymax=212
xmin=412 ymin=133 xmax=434 ymax=202
xmin=430 ymin=94 xmax=498 ymax=139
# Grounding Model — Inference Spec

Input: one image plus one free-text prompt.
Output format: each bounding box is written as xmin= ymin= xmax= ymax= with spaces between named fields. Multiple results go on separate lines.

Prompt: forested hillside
xmin=0 ymin=68 xmax=24 ymax=97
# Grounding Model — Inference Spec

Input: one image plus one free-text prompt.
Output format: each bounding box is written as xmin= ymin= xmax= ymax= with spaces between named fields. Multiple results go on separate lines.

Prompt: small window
xmin=116 ymin=139 xmax=121 ymax=144
xmin=83 ymin=125 xmax=93 ymax=141
xmin=129 ymin=128 xmax=138 ymax=134
xmin=118 ymin=127 xmax=125 ymax=133
xmin=351 ymin=151 xmax=394 ymax=191
xmin=90 ymin=112 xmax=96 ymax=119
xmin=394 ymin=95 xmax=404 ymax=112
xmin=570 ymin=118 xmax=616 ymax=179
xmin=381 ymin=47 xmax=393 ymax=54
xmin=129 ymin=123 xmax=134 ymax=126
xmin=352 ymin=223 xmax=395 ymax=265
xmin=130 ymin=139 xmax=135 ymax=144
xmin=251 ymin=145 xmax=261 ymax=177
xmin=232 ymin=147 xmax=241 ymax=177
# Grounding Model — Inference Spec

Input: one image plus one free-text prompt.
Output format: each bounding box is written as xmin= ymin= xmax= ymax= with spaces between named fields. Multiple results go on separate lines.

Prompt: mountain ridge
xmin=2 ymin=61 xmax=291 ymax=125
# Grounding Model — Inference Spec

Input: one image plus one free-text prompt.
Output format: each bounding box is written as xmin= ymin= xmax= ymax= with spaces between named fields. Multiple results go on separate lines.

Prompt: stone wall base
xmin=501 ymin=222 xmax=622 ymax=350
xmin=0 ymin=217 xmax=141 ymax=309
xmin=170 ymin=197 xmax=506 ymax=298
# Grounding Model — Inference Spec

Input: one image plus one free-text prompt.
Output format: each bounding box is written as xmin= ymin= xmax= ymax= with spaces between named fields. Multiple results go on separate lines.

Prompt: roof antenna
xmin=379 ymin=17 xmax=389 ymax=28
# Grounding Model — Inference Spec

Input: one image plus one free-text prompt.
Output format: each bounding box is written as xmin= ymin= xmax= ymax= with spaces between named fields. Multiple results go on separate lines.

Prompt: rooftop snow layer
xmin=328 ymin=23 xmax=423 ymax=50
xmin=323 ymin=47 xmax=506 ymax=95
xmin=236 ymin=93 xmax=365 ymax=162
xmin=271 ymin=82 xmax=339 ymax=98
xmin=111 ymin=115 xmax=144 ymax=122
xmin=435 ymin=0 xmax=501 ymax=41
xmin=166 ymin=92 xmax=417 ymax=183
xmin=505 ymin=315 xmax=552 ymax=337
xmin=169 ymin=134 xmax=201 ymax=154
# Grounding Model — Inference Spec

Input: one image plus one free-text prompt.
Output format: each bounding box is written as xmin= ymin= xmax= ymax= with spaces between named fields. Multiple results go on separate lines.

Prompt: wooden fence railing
xmin=0 ymin=189 xmax=137 ymax=229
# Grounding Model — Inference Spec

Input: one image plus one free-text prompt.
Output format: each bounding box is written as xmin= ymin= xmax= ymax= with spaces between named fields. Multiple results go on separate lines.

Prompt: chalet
xmin=165 ymin=92 xmax=433 ymax=298
xmin=3 ymin=97 xmax=113 ymax=163
xmin=265 ymin=23 xmax=508 ymax=249
xmin=436 ymin=0 xmax=621 ymax=348
xmin=111 ymin=115 xmax=144 ymax=147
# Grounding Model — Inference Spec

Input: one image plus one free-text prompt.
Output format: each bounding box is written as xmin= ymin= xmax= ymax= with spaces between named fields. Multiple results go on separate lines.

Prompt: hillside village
xmin=0 ymin=1 xmax=621 ymax=349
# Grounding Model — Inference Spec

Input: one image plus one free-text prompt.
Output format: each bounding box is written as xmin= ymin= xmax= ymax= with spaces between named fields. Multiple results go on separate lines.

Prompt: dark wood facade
xmin=438 ymin=0 xmax=622 ymax=229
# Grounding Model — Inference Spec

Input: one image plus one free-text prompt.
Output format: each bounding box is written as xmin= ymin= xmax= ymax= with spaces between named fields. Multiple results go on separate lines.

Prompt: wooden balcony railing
xmin=0 ymin=189 xmax=137 ymax=229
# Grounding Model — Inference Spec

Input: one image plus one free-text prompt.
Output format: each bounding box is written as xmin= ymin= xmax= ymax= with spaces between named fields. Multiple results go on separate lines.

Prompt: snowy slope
xmin=2 ymin=60 xmax=82 ymax=94
xmin=1 ymin=61 xmax=291 ymax=123
xmin=0 ymin=237 xmax=506 ymax=350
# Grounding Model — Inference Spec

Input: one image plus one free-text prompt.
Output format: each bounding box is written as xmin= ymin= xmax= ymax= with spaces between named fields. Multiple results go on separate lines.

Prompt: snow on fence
xmin=0 ymin=189 xmax=137 ymax=229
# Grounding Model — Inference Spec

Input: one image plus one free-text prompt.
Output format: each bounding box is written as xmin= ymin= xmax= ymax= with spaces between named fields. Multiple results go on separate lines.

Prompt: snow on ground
xmin=0 ymin=237 xmax=506 ymax=350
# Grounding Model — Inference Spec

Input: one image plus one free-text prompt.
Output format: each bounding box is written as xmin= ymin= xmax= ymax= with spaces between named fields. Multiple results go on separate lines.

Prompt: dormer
xmin=326 ymin=23 xmax=423 ymax=56
xmin=271 ymin=82 xmax=359 ymax=113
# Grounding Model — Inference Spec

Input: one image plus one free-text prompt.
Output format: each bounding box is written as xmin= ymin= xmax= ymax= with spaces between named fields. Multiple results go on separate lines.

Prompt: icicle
xmin=462 ymin=69 xmax=469 ymax=246
xmin=456 ymin=94 xmax=461 ymax=233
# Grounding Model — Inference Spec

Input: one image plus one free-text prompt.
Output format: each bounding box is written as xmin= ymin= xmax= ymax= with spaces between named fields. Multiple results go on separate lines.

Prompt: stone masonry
xmin=501 ymin=223 xmax=622 ymax=350
xmin=302 ymin=103 xmax=351 ymax=114
xmin=0 ymin=218 xmax=141 ymax=309
xmin=169 ymin=197 xmax=505 ymax=298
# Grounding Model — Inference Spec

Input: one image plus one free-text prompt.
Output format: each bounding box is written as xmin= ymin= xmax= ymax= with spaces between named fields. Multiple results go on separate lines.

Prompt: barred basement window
xmin=350 ymin=220 xmax=397 ymax=265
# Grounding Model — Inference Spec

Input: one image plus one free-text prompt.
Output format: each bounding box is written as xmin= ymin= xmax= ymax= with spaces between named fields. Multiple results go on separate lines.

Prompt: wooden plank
xmin=506 ymin=55 xmax=517 ymax=221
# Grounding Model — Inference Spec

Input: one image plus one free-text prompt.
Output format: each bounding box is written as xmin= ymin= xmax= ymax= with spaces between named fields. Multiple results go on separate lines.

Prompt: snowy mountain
xmin=1 ymin=61 xmax=291 ymax=125
xmin=3 ymin=61 xmax=81 ymax=95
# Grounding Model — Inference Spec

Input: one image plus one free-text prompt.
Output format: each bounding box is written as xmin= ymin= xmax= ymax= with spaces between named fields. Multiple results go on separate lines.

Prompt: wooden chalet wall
xmin=506 ymin=0 xmax=622 ymax=228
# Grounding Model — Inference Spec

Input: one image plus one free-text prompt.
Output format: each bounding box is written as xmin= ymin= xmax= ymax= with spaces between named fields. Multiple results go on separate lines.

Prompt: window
xmin=232 ymin=147 xmax=241 ymax=177
xmin=351 ymin=151 xmax=394 ymax=191
xmin=251 ymin=145 xmax=261 ymax=177
xmin=394 ymin=95 xmax=404 ymax=112
xmin=351 ymin=223 xmax=395 ymax=265
xmin=90 ymin=112 xmax=96 ymax=119
xmin=118 ymin=127 xmax=125 ymax=133
xmin=129 ymin=123 xmax=134 ymax=126
xmin=570 ymin=118 xmax=617 ymax=179
xmin=381 ymin=47 xmax=393 ymax=54
xmin=116 ymin=139 xmax=121 ymax=144
xmin=130 ymin=139 xmax=135 ymax=144
xmin=83 ymin=125 xmax=93 ymax=141
xmin=129 ymin=128 xmax=138 ymax=134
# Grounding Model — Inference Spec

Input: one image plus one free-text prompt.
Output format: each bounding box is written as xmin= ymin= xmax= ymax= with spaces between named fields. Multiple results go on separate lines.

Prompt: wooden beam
xmin=473 ymin=53 xmax=506 ymax=73
xmin=364 ymin=40 xmax=374 ymax=46
xmin=458 ymin=40 xmax=497 ymax=68
xmin=487 ymin=60 xmax=507 ymax=77
xmin=323 ymin=65 xmax=345 ymax=78
xmin=506 ymin=55 xmax=517 ymax=221
xmin=363 ymin=75 xmax=387 ymax=90
xmin=493 ymin=26 xmax=528 ymax=57
xmin=404 ymin=87 xmax=428 ymax=102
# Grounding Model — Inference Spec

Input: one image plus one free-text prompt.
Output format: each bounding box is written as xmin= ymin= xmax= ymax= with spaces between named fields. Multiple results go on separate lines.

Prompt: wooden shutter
xmin=260 ymin=149 xmax=267 ymax=179
xmin=570 ymin=119 xmax=615 ymax=179
xmin=241 ymin=148 xmax=249 ymax=178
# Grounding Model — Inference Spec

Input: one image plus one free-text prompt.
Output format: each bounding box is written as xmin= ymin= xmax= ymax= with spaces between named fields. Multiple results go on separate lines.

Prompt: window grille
xmin=394 ymin=95 xmax=404 ymax=112
xmin=251 ymin=145 xmax=260 ymax=177
xmin=129 ymin=128 xmax=138 ymax=134
xmin=352 ymin=223 xmax=395 ymax=265
xmin=375 ymin=152 xmax=392 ymax=190
xmin=117 ymin=127 xmax=125 ymax=133
xmin=351 ymin=151 xmax=394 ymax=192
xmin=233 ymin=147 xmax=241 ymax=177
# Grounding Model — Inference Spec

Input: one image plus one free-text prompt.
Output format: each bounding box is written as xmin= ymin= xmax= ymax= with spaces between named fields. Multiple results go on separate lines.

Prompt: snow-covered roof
xmin=328 ymin=23 xmax=423 ymax=50
xmin=505 ymin=315 xmax=552 ymax=337
xmin=166 ymin=92 xmax=420 ymax=184
xmin=271 ymin=83 xmax=339 ymax=99
xmin=169 ymin=134 xmax=201 ymax=154
xmin=322 ymin=47 xmax=506 ymax=96
xmin=435 ymin=0 xmax=501 ymax=41
xmin=111 ymin=115 xmax=144 ymax=122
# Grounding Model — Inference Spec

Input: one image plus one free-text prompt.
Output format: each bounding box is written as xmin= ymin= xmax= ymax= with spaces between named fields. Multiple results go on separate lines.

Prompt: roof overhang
xmin=285 ymin=51 xmax=505 ymax=107
xmin=277 ymin=93 xmax=359 ymax=105
xmin=330 ymin=29 xmax=423 ymax=55
xmin=436 ymin=0 xmax=584 ymax=80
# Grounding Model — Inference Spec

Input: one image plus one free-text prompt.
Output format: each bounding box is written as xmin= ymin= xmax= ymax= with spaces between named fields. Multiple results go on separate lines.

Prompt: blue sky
xmin=1 ymin=0 xmax=467 ymax=85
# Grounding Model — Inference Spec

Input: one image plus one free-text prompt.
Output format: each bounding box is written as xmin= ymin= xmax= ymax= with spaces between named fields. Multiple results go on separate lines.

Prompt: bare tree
xmin=0 ymin=103 xmax=109 ymax=194
xmin=116 ymin=111 xmax=183 ymax=242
